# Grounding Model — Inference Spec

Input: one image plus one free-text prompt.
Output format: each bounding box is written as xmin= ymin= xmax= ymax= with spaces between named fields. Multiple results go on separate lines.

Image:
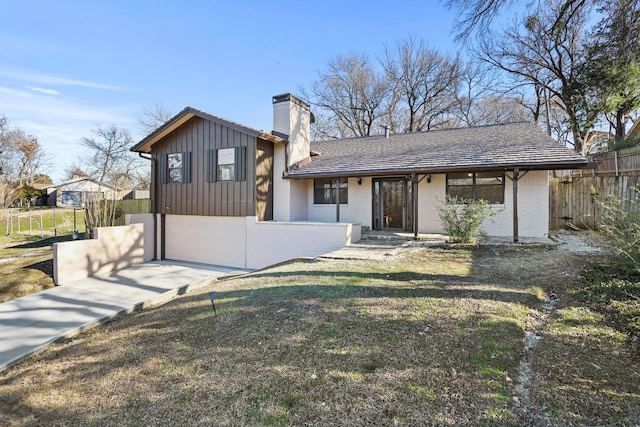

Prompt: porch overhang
xmin=283 ymin=161 xmax=589 ymax=180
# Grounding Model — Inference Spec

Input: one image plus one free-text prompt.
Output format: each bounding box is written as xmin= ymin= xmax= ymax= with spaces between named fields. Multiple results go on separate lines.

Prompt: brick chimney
xmin=272 ymin=94 xmax=311 ymax=169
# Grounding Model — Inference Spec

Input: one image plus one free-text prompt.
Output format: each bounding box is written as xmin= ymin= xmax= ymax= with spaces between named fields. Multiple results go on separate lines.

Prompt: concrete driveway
xmin=0 ymin=260 xmax=246 ymax=373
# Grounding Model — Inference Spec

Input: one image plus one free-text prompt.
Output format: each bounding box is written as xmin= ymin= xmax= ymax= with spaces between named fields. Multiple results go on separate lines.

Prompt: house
xmin=129 ymin=93 xmax=587 ymax=269
xmin=45 ymin=176 xmax=121 ymax=207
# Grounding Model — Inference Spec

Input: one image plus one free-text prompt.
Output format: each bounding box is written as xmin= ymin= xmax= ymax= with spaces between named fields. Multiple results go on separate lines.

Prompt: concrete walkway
xmin=0 ymin=260 xmax=246 ymax=373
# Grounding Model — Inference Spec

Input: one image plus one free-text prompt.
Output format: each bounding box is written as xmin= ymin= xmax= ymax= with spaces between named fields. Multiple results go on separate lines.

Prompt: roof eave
xmin=285 ymin=160 xmax=589 ymax=179
xmin=130 ymin=108 xmax=196 ymax=154
xmin=131 ymin=107 xmax=265 ymax=154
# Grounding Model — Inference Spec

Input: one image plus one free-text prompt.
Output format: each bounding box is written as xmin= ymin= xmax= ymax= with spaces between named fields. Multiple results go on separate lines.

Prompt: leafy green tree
xmin=580 ymin=0 xmax=640 ymax=141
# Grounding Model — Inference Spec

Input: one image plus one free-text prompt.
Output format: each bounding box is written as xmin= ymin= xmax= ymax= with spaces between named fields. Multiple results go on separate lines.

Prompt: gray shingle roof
xmin=287 ymin=122 xmax=587 ymax=178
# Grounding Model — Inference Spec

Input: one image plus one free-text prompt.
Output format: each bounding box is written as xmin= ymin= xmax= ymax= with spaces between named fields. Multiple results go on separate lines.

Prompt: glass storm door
xmin=372 ymin=178 xmax=413 ymax=230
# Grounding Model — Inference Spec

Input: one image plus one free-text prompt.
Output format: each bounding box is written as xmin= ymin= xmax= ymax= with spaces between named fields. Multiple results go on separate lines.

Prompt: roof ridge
xmin=312 ymin=121 xmax=536 ymax=144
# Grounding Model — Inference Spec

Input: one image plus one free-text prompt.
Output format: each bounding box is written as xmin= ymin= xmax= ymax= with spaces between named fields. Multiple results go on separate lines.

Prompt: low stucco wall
xmin=53 ymin=223 xmax=145 ymax=285
xmin=165 ymin=215 xmax=247 ymax=268
xmin=126 ymin=213 xmax=155 ymax=262
xmin=246 ymin=219 xmax=361 ymax=269
xmin=162 ymin=215 xmax=360 ymax=269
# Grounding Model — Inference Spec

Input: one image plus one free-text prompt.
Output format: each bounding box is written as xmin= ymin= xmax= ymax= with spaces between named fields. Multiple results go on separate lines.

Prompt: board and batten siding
xmin=152 ymin=116 xmax=273 ymax=220
xmin=256 ymin=139 xmax=274 ymax=221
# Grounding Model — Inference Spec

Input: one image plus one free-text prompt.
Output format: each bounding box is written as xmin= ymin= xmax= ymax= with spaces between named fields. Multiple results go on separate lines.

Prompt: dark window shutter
xmin=182 ymin=151 xmax=191 ymax=184
xmin=206 ymin=149 xmax=217 ymax=182
xmin=158 ymin=154 xmax=168 ymax=184
xmin=235 ymin=146 xmax=247 ymax=181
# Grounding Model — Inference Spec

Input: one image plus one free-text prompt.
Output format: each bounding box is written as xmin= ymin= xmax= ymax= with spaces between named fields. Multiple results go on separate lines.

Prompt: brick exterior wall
xmin=303 ymin=171 xmax=550 ymax=238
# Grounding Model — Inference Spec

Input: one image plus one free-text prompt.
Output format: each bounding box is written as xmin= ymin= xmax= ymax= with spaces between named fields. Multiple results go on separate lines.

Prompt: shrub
xmin=436 ymin=195 xmax=497 ymax=244
xmin=598 ymin=184 xmax=640 ymax=267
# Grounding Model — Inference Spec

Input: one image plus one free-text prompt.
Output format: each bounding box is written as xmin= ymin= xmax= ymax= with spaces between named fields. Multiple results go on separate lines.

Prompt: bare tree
xmin=63 ymin=164 xmax=89 ymax=181
xmin=305 ymin=53 xmax=389 ymax=137
xmin=13 ymin=132 xmax=43 ymax=186
xmin=382 ymin=37 xmax=461 ymax=132
xmin=471 ymin=0 xmax=598 ymax=152
xmin=451 ymin=60 xmax=532 ymax=126
xmin=138 ymin=102 xmax=173 ymax=135
xmin=0 ymin=117 xmax=49 ymax=206
xmin=445 ymin=0 xmax=593 ymax=41
xmin=80 ymin=125 xmax=144 ymax=235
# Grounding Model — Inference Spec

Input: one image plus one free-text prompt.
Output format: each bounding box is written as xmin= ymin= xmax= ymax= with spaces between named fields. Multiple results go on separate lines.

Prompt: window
xmin=168 ymin=153 xmax=183 ymax=183
xmin=314 ymin=178 xmax=348 ymax=204
xmin=159 ymin=152 xmax=190 ymax=184
xmin=207 ymin=146 xmax=246 ymax=182
xmin=447 ymin=172 xmax=504 ymax=204
xmin=217 ymin=148 xmax=235 ymax=181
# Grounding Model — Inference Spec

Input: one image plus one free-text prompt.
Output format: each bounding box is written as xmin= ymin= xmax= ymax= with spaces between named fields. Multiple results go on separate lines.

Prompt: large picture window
xmin=447 ymin=172 xmax=504 ymax=204
xmin=314 ymin=178 xmax=348 ymax=204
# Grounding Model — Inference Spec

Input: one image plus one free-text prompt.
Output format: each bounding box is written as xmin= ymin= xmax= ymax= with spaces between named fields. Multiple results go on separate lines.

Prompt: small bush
xmin=436 ymin=195 xmax=497 ymax=244
xmin=598 ymin=184 xmax=640 ymax=267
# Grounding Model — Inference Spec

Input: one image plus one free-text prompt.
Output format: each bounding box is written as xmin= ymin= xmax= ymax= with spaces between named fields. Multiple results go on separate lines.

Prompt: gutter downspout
xmin=282 ymin=140 xmax=290 ymax=177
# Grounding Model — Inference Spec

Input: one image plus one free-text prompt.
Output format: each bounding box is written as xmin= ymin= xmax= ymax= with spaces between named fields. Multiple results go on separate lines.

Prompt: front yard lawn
xmin=1 ymin=245 xmax=638 ymax=426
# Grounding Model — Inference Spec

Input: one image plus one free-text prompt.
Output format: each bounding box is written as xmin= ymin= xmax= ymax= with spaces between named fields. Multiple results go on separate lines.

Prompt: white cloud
xmin=0 ymin=65 xmax=129 ymax=92
xmin=0 ymin=83 xmax=141 ymax=183
xmin=28 ymin=86 xmax=61 ymax=95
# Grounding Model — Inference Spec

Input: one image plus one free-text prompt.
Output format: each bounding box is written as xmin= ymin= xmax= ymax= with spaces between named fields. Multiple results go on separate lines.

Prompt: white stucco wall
xmin=126 ymin=214 xmax=155 ymax=262
xmin=246 ymin=219 xmax=360 ymax=269
xmin=165 ymin=215 xmax=247 ymax=268
xmin=162 ymin=215 xmax=359 ymax=269
xmin=289 ymin=180 xmax=309 ymax=221
xmin=273 ymin=144 xmax=290 ymax=221
xmin=53 ymin=223 xmax=145 ymax=285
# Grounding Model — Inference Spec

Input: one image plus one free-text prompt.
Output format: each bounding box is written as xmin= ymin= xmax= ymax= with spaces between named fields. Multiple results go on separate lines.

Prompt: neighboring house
xmin=45 ymin=176 xmax=121 ymax=207
xmin=123 ymin=189 xmax=150 ymax=200
xmin=130 ymin=93 xmax=587 ymax=269
xmin=583 ymin=130 xmax=614 ymax=155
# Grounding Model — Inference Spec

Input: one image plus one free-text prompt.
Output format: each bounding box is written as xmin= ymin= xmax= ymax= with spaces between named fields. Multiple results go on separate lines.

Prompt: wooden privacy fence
xmin=569 ymin=145 xmax=640 ymax=177
xmin=549 ymin=175 xmax=640 ymax=229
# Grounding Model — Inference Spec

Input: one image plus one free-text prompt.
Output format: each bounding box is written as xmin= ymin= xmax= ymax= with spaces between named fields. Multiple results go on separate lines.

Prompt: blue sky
xmin=1 ymin=1 xmax=461 ymax=182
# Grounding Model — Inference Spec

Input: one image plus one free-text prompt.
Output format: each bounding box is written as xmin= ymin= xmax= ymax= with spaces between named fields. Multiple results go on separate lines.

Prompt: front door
xmin=372 ymin=178 xmax=413 ymax=231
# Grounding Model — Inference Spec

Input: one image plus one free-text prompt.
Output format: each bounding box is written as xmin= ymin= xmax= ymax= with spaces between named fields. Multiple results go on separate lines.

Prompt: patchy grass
xmin=0 ymin=234 xmax=57 ymax=303
xmin=1 ymin=207 xmax=86 ymax=237
xmin=0 ymin=227 xmax=85 ymax=303
xmin=573 ymin=261 xmax=640 ymax=339
xmin=0 ymin=246 xmax=639 ymax=426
